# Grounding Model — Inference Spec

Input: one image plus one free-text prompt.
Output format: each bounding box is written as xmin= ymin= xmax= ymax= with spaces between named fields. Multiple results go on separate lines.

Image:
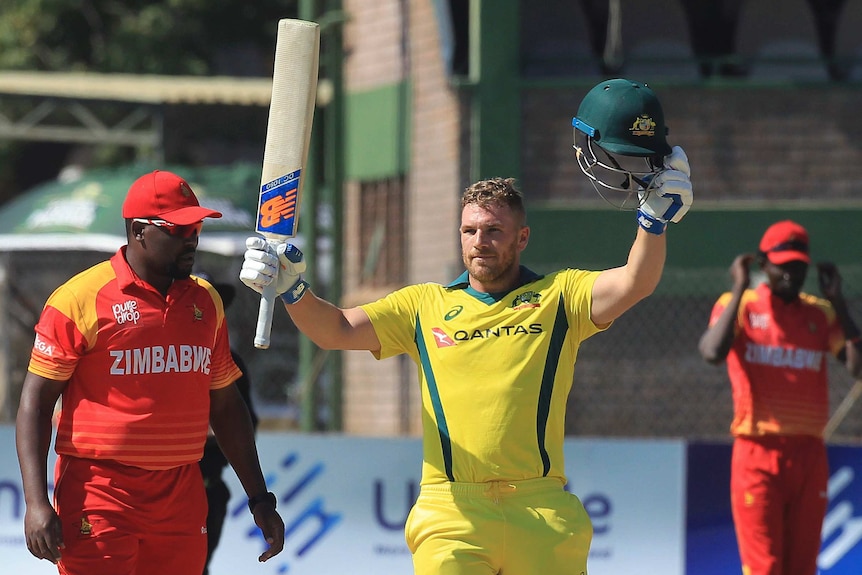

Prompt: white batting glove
xmin=239 ymin=236 xmax=309 ymax=303
xmin=636 ymin=146 xmax=693 ymax=235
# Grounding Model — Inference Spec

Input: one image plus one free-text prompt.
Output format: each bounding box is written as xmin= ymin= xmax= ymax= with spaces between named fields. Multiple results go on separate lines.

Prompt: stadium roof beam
xmin=0 ymin=71 xmax=274 ymax=161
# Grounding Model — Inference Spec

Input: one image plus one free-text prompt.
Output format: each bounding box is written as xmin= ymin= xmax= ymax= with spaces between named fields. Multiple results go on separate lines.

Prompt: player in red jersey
xmin=699 ymin=220 xmax=862 ymax=575
xmin=16 ymin=171 xmax=284 ymax=575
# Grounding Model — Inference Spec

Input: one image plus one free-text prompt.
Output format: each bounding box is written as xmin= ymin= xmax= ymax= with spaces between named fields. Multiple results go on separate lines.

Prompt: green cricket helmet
xmin=574 ymin=79 xmax=671 ymax=157
xmin=572 ymin=79 xmax=671 ymax=208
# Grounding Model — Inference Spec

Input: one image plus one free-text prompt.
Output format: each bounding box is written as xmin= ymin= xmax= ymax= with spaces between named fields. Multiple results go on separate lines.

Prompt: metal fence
xmin=566 ymin=266 xmax=862 ymax=443
xmin=4 ymin=251 xmax=862 ymax=444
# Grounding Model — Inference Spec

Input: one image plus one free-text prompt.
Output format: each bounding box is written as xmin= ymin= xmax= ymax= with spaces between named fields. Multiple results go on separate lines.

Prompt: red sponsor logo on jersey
xmin=33 ymin=334 xmax=55 ymax=356
xmin=748 ymin=312 xmax=769 ymax=330
xmin=431 ymin=328 xmax=457 ymax=348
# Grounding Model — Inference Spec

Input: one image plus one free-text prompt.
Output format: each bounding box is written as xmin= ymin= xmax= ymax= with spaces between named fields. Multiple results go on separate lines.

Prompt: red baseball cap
xmin=759 ymin=220 xmax=810 ymax=264
xmin=122 ymin=170 xmax=222 ymax=225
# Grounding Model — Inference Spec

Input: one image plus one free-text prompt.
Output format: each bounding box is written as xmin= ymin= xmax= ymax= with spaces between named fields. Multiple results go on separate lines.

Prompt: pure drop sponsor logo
xmin=113 ymin=300 xmax=141 ymax=325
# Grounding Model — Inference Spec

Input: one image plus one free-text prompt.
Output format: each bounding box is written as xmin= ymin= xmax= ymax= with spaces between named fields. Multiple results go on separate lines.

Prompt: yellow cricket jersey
xmin=361 ymin=266 xmax=606 ymax=485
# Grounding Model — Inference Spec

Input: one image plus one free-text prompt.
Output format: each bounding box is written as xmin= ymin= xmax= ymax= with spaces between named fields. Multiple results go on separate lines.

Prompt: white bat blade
xmin=254 ymin=18 xmax=320 ymax=349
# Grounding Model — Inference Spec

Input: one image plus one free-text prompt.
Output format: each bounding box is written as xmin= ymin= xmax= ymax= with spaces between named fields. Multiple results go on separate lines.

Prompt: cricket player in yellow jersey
xmin=240 ymin=79 xmax=693 ymax=575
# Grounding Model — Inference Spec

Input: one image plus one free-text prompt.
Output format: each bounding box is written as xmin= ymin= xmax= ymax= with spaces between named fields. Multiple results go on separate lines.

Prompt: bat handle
xmin=254 ymin=283 xmax=277 ymax=349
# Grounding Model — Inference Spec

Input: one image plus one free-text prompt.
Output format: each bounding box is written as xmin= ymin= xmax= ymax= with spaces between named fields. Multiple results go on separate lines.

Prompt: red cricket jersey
xmin=709 ymin=282 xmax=846 ymax=438
xmin=28 ymin=248 xmax=241 ymax=470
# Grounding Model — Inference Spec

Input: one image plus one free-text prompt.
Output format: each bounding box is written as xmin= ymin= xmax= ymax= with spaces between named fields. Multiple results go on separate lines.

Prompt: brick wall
xmin=523 ymin=84 xmax=862 ymax=205
xmin=341 ymin=0 xmax=462 ymax=436
xmin=338 ymin=1 xmax=862 ymax=437
xmin=342 ymin=1 xmax=403 ymax=90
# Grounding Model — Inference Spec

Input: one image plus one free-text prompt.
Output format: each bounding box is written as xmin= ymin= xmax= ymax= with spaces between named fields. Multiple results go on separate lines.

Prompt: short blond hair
xmin=461 ymin=178 xmax=526 ymax=224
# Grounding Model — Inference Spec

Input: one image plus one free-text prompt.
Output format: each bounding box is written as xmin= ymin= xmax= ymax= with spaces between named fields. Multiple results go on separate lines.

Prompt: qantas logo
xmin=431 ymin=328 xmax=456 ymax=347
xmin=455 ymin=323 xmax=543 ymax=340
xmin=431 ymin=323 xmax=544 ymax=346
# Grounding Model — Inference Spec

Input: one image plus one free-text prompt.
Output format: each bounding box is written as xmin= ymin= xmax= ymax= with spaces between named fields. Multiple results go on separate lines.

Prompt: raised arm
xmin=698 ymin=254 xmax=753 ymax=364
xmin=283 ymin=291 xmax=379 ymax=351
xmin=591 ymin=146 xmax=692 ymax=326
xmin=591 ymin=228 xmax=665 ymax=325
xmin=239 ymin=237 xmax=381 ymax=352
xmin=817 ymin=262 xmax=862 ymax=379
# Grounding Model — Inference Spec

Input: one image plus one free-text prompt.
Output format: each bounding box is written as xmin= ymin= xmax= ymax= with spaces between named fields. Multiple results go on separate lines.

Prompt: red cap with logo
xmin=122 ymin=170 xmax=222 ymax=225
xmin=759 ymin=220 xmax=810 ymax=265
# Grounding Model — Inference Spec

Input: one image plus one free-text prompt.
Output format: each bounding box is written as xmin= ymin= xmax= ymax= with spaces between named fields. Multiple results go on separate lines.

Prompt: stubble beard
xmin=463 ymin=249 xmax=516 ymax=286
xmin=168 ymin=264 xmax=192 ymax=280
xmin=169 ymin=249 xmax=196 ymax=280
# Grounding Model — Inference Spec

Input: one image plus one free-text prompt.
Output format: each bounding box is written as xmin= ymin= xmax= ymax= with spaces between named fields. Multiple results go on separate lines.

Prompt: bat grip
xmin=254 ymin=283 xmax=277 ymax=349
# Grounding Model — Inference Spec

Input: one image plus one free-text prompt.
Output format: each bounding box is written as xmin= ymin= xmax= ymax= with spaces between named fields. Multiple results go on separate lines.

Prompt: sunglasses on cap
xmin=760 ymin=239 xmax=808 ymax=255
xmin=133 ymin=218 xmax=203 ymax=239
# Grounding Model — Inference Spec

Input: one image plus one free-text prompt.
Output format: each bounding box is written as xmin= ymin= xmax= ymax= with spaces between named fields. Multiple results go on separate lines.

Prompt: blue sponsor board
xmin=0 ymin=430 xmax=696 ymax=575
xmin=685 ymin=442 xmax=738 ymax=575
xmin=686 ymin=442 xmax=862 ymax=574
xmin=821 ymin=446 xmax=862 ymax=571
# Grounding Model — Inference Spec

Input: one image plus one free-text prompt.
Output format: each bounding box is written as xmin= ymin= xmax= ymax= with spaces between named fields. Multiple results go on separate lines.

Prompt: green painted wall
xmin=344 ymin=81 xmax=411 ymax=180
xmin=522 ymin=206 xmax=862 ymax=295
xmin=469 ymin=0 xmax=520 ymax=181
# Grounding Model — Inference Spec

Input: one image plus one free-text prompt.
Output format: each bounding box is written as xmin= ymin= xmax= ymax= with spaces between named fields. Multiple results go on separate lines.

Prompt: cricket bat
xmin=254 ymin=18 xmax=320 ymax=349
xmin=824 ymin=379 xmax=862 ymax=441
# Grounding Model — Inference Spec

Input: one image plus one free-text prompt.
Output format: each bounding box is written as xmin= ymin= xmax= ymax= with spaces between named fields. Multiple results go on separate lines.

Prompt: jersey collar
xmin=446 ymin=266 xmax=543 ymax=298
xmin=758 ymin=281 xmax=804 ymax=308
xmin=112 ymin=247 xmax=140 ymax=291
xmin=111 ymin=246 xmax=194 ymax=296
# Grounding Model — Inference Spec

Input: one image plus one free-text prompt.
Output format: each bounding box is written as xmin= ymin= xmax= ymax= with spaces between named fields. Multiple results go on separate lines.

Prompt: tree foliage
xmin=0 ymin=0 xmax=298 ymax=75
xmin=0 ymin=0 xmax=302 ymax=197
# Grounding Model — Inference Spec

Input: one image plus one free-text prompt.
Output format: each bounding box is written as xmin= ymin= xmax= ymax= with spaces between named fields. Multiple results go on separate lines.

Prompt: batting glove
xmin=636 ymin=146 xmax=693 ymax=235
xmin=239 ymin=236 xmax=309 ymax=304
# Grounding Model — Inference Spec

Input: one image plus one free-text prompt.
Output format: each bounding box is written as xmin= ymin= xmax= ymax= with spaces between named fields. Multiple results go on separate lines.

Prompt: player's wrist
xmin=248 ymin=491 xmax=277 ymax=514
xmin=280 ymin=278 xmax=310 ymax=304
xmin=636 ymin=209 xmax=666 ymax=235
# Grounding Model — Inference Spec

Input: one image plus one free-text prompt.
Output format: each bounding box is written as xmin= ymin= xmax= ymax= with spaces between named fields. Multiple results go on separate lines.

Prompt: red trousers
xmin=731 ymin=435 xmax=828 ymax=575
xmin=54 ymin=454 xmax=208 ymax=575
